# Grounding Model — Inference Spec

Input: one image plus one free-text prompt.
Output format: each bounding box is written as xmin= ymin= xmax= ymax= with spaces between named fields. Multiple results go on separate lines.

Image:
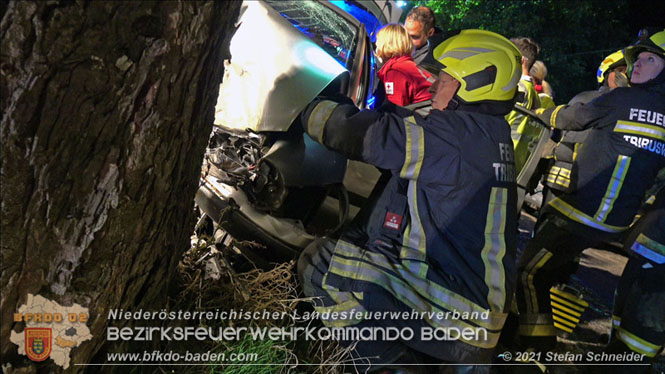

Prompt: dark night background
xmin=407 ymin=0 xmax=665 ymax=103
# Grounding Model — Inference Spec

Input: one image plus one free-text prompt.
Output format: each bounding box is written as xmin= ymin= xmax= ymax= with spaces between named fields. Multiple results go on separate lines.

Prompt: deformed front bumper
xmin=196 ymin=175 xmax=316 ymax=259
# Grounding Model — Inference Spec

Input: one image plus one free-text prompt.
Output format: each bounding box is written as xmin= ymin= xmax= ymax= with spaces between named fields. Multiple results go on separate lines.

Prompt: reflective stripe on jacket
xmin=301 ymin=100 xmax=518 ymax=357
xmin=537 ymin=85 xmax=665 ymax=233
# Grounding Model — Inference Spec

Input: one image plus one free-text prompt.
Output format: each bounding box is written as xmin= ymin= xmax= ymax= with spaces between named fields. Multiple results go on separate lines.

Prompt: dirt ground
xmin=515 ymin=212 xmax=665 ymax=374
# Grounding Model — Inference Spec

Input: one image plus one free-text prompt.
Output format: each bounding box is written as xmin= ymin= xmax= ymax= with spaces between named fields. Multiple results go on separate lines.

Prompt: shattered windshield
xmin=265 ymin=0 xmax=358 ymax=68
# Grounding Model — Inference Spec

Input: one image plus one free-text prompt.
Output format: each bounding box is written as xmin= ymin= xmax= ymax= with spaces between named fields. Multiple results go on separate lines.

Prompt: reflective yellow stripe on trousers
xmin=330 ymin=240 xmax=507 ymax=333
xmin=517 ymin=246 xmax=556 ymax=335
xmin=327 ymin=246 xmax=502 ymax=348
xmin=617 ymin=327 xmax=663 ymax=357
xmin=631 ymin=233 xmax=665 ymax=264
xmin=521 ymin=249 xmax=553 ymax=314
xmin=518 ymin=313 xmax=557 ymax=337
xmin=317 ymin=273 xmax=366 ymax=327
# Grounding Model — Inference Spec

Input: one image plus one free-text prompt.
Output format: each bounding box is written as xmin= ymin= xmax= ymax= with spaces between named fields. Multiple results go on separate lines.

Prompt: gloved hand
xmin=614 ymin=71 xmax=630 ymax=88
xmin=534 ymin=107 xmax=555 ymax=130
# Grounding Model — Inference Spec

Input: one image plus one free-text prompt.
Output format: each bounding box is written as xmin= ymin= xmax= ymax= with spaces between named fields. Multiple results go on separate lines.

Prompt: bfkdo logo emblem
xmin=25 ymin=328 xmax=52 ymax=362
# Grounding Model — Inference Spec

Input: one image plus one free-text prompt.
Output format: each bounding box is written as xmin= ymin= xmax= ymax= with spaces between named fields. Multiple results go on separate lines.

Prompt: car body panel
xmin=200 ymin=0 xmax=400 ymax=253
xmin=214 ymin=0 xmax=348 ymax=132
xmin=197 ymin=176 xmax=315 ymax=252
xmin=511 ymin=105 xmax=552 ymax=211
xmin=263 ymin=134 xmax=347 ymax=187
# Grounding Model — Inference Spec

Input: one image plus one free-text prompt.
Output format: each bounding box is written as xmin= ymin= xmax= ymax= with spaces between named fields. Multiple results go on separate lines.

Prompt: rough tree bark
xmin=1 ymin=0 xmax=241 ymax=371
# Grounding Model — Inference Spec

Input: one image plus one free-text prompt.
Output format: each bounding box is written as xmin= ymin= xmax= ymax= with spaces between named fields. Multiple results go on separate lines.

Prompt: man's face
xmin=405 ymin=19 xmax=433 ymax=50
xmin=630 ymin=51 xmax=665 ymax=84
xmin=430 ymin=71 xmax=461 ymax=110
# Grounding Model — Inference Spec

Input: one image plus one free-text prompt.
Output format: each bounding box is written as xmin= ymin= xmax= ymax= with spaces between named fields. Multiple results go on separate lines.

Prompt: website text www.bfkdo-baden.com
xmin=106 ymin=350 xmax=258 ymax=364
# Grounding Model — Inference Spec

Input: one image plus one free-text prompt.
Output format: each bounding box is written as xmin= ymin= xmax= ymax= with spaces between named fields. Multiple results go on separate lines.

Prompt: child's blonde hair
xmin=541 ymin=80 xmax=554 ymax=98
xmin=529 ymin=60 xmax=548 ymax=82
xmin=375 ymin=23 xmax=413 ymax=61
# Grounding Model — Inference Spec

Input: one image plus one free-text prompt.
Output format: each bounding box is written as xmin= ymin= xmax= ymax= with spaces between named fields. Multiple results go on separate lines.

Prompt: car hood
xmin=214 ymin=1 xmax=348 ymax=132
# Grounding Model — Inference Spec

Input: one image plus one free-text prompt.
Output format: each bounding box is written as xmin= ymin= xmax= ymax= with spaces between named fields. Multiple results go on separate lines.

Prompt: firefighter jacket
xmin=300 ymin=98 xmax=518 ymax=362
xmin=538 ymin=93 xmax=555 ymax=110
xmin=544 ymin=87 xmax=609 ymax=192
xmin=506 ymin=76 xmax=543 ymax=176
xmin=378 ymin=55 xmax=434 ymax=106
xmin=536 ymin=83 xmax=665 ymax=234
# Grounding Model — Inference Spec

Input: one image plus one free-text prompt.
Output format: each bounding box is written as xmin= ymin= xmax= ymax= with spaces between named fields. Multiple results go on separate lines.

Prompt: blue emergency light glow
xmin=396 ymin=1 xmax=407 ymax=8
xmin=367 ymin=52 xmax=377 ymax=108
xmin=288 ymin=17 xmax=311 ymax=35
xmin=367 ymin=95 xmax=376 ymax=108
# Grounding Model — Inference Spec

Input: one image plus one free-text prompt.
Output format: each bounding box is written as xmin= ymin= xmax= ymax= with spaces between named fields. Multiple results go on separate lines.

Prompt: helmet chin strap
xmin=447 ymin=97 xmax=460 ymax=110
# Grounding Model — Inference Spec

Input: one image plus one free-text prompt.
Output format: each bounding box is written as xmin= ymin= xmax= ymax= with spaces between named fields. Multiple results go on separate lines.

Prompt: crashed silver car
xmin=196 ymin=0 xmax=401 ymax=258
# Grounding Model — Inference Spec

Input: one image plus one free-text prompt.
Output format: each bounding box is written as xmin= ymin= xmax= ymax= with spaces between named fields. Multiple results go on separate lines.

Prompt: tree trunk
xmin=1 ymin=0 xmax=241 ymax=371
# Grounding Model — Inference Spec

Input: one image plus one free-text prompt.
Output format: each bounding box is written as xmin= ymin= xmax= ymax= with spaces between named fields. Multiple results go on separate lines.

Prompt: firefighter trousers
xmin=298 ymin=237 xmax=491 ymax=374
xmin=515 ymin=213 xmax=615 ymax=350
xmin=605 ymin=203 xmax=665 ymax=369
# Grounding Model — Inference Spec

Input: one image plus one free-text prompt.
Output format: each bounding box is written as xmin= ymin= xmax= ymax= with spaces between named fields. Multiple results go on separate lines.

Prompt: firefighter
xmin=297 ymin=30 xmax=521 ymax=373
xmin=590 ymin=188 xmax=665 ymax=374
xmin=542 ymin=50 xmax=629 ymax=203
xmin=570 ymin=49 xmax=629 ymax=105
xmin=513 ymin=30 xmax=665 ymax=354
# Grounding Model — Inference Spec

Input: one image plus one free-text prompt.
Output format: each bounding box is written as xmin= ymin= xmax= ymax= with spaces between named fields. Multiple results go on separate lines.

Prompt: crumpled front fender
xmin=214 ymin=0 xmax=348 ymax=132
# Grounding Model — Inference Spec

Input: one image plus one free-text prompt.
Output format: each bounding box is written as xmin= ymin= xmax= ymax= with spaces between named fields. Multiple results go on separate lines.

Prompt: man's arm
xmin=300 ymin=99 xmax=407 ymax=170
xmin=536 ymin=90 xmax=616 ymax=131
